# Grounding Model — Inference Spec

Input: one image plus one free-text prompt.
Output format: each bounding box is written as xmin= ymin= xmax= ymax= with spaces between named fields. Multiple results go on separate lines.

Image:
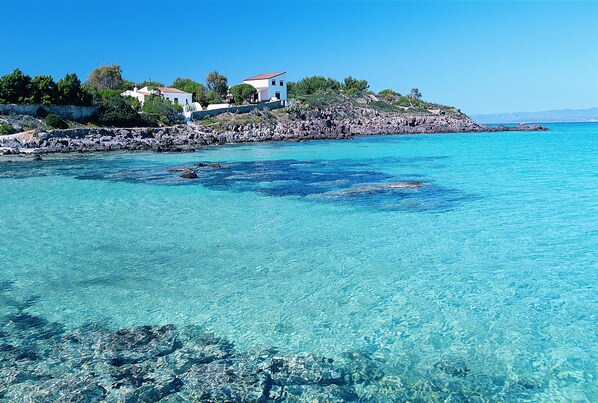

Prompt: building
xmin=121 ymin=86 xmax=193 ymax=106
xmin=243 ymin=72 xmax=287 ymax=104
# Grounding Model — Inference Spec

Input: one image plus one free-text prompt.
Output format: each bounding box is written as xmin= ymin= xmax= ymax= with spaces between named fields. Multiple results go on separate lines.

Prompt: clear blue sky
xmin=1 ymin=0 xmax=597 ymax=114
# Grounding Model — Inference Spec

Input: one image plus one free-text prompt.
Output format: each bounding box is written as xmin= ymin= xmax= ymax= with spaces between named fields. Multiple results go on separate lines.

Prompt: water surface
xmin=1 ymin=123 xmax=596 ymax=400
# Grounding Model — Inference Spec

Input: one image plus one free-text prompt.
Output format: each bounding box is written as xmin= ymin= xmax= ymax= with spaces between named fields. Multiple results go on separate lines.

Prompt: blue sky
xmin=1 ymin=0 xmax=597 ymax=114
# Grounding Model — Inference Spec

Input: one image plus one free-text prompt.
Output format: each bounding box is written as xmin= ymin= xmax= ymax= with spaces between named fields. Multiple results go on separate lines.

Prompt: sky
xmin=1 ymin=0 xmax=597 ymax=115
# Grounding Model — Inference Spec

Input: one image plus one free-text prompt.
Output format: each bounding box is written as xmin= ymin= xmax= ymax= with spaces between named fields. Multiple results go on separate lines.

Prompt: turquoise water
xmin=1 ymin=123 xmax=597 ymax=400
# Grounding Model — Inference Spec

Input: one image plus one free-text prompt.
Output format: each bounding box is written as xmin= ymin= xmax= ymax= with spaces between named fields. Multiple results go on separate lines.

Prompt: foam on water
xmin=1 ymin=124 xmax=597 ymax=400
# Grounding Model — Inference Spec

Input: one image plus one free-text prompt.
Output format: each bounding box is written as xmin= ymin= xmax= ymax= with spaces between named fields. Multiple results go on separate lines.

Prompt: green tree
xmin=29 ymin=75 xmax=57 ymax=104
xmin=142 ymin=95 xmax=183 ymax=115
xmin=171 ymin=77 xmax=206 ymax=103
xmin=204 ymin=90 xmax=221 ymax=105
xmin=137 ymin=80 xmax=164 ymax=88
xmin=342 ymin=76 xmax=369 ymax=95
xmin=0 ymin=69 xmax=32 ymax=104
xmin=96 ymin=96 xmax=141 ymax=127
xmin=292 ymin=76 xmax=341 ymax=96
xmin=205 ymin=71 xmax=228 ymax=99
xmin=87 ymin=64 xmax=125 ymax=90
xmin=57 ymin=73 xmax=92 ymax=106
xmin=410 ymin=88 xmax=422 ymax=99
xmin=229 ymin=83 xmax=257 ymax=105
xmin=379 ymin=89 xmax=400 ymax=102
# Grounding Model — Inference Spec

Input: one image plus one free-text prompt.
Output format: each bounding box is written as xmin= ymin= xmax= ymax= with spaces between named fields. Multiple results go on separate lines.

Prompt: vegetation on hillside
xmin=0 ymin=69 xmax=92 ymax=106
xmin=1 ymin=64 xmax=463 ymax=131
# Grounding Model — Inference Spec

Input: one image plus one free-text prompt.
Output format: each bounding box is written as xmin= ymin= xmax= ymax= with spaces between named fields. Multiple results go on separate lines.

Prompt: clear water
xmin=1 ymin=123 xmax=596 ymax=401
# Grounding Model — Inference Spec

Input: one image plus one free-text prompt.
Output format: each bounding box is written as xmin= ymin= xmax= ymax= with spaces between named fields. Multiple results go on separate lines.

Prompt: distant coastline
xmin=471 ymin=107 xmax=598 ymax=124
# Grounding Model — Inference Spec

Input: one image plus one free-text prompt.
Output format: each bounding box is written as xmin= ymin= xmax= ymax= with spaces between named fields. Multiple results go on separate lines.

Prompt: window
xmin=280 ymin=80 xmax=284 ymax=86
xmin=174 ymin=98 xmax=179 ymax=104
xmin=275 ymin=91 xmax=281 ymax=99
xmin=272 ymin=80 xmax=276 ymax=85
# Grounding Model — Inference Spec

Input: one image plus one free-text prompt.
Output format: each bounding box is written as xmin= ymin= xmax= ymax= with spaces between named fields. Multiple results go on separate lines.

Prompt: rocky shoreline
xmin=0 ymin=107 xmax=547 ymax=155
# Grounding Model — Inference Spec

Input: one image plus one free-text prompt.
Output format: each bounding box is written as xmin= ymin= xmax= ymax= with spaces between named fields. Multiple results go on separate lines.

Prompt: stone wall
xmin=0 ymin=104 xmax=98 ymax=122
xmin=191 ymin=101 xmax=283 ymax=120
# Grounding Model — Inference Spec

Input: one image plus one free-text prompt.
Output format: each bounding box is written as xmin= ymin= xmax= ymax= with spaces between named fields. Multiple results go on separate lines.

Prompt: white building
xmin=243 ymin=72 xmax=287 ymax=104
xmin=121 ymin=86 xmax=193 ymax=106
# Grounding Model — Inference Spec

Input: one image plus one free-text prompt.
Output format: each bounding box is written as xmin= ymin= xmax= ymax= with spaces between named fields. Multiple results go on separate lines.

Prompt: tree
xmin=96 ymin=96 xmax=141 ymax=127
xmin=29 ymin=75 xmax=57 ymax=104
xmin=171 ymin=77 xmax=206 ymax=103
xmin=57 ymin=73 xmax=92 ymax=106
xmin=204 ymin=90 xmax=221 ymax=105
xmin=410 ymin=88 xmax=422 ymax=99
xmin=342 ymin=76 xmax=369 ymax=95
xmin=229 ymin=83 xmax=257 ymax=105
xmin=0 ymin=69 xmax=32 ymax=104
xmin=87 ymin=64 xmax=125 ymax=90
xmin=137 ymin=80 xmax=164 ymax=88
xmin=292 ymin=76 xmax=341 ymax=96
xmin=379 ymin=89 xmax=400 ymax=102
xmin=205 ymin=71 xmax=228 ymax=99
xmin=142 ymin=95 xmax=182 ymax=115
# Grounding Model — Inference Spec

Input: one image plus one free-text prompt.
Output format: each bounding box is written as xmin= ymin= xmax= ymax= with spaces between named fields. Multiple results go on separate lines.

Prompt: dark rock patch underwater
xmin=71 ymin=157 xmax=476 ymax=212
xmin=0 ymin=307 xmax=546 ymax=402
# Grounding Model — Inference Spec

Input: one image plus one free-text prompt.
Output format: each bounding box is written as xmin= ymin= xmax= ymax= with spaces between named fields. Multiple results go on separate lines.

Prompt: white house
xmin=121 ymin=86 xmax=193 ymax=106
xmin=243 ymin=72 xmax=287 ymax=104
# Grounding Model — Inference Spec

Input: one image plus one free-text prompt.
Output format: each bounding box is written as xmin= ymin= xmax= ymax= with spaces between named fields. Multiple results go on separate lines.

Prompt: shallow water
xmin=1 ymin=123 xmax=597 ymax=400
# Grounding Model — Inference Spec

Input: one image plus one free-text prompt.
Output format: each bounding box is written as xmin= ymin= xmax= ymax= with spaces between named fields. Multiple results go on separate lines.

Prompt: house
xmin=243 ymin=72 xmax=287 ymax=104
xmin=121 ymin=86 xmax=193 ymax=106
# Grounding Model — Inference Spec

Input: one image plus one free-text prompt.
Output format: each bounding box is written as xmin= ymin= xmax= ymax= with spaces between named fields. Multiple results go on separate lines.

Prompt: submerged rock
xmin=194 ymin=162 xmax=223 ymax=168
xmin=180 ymin=169 xmax=198 ymax=179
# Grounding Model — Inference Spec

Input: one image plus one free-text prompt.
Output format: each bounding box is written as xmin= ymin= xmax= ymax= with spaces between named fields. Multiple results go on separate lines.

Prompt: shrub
xmin=0 ymin=123 xmax=15 ymax=135
xmin=96 ymin=96 xmax=142 ymax=127
xmin=292 ymin=76 xmax=341 ymax=96
xmin=45 ymin=114 xmax=68 ymax=129
xmin=142 ymin=95 xmax=182 ymax=115
xmin=35 ymin=106 xmax=49 ymax=118
xmin=229 ymin=84 xmax=257 ymax=105
xmin=342 ymin=76 xmax=369 ymax=94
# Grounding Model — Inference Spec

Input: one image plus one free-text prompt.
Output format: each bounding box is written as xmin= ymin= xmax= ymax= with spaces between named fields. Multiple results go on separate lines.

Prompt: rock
xmin=434 ymin=357 xmax=470 ymax=377
xmin=32 ymin=154 xmax=43 ymax=161
xmin=180 ymin=169 xmax=198 ymax=179
xmin=194 ymin=162 xmax=222 ymax=168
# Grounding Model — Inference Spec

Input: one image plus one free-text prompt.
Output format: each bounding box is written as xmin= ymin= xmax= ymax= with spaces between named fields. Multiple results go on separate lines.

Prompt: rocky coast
xmin=0 ymin=102 xmax=547 ymax=155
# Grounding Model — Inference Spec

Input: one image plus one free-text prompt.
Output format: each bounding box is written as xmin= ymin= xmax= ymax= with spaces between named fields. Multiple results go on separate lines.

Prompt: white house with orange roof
xmin=243 ymin=72 xmax=287 ymax=104
xmin=121 ymin=86 xmax=193 ymax=106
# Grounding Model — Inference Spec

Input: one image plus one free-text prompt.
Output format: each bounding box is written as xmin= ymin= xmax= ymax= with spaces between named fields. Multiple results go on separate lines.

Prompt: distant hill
xmin=471 ymin=107 xmax=598 ymax=124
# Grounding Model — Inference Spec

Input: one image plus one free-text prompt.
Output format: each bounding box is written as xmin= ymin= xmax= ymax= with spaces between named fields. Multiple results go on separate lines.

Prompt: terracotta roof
xmin=244 ymin=72 xmax=285 ymax=81
xmin=157 ymin=87 xmax=189 ymax=94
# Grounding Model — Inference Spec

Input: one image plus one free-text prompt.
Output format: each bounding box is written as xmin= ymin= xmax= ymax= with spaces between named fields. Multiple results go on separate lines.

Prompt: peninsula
xmin=0 ymin=66 xmax=547 ymax=155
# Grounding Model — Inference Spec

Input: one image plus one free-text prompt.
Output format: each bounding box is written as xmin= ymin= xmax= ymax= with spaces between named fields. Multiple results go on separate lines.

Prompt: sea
xmin=1 ymin=122 xmax=596 ymax=401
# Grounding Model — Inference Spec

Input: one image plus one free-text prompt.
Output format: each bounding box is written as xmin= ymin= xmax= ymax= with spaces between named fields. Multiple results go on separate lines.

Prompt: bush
xmin=45 ymin=114 xmax=68 ymax=129
xmin=0 ymin=123 xmax=15 ymax=135
xmin=96 ymin=96 xmax=142 ymax=127
xmin=291 ymin=76 xmax=341 ymax=96
xmin=342 ymin=76 xmax=368 ymax=94
xmin=35 ymin=106 xmax=49 ymax=118
xmin=141 ymin=95 xmax=182 ymax=115
xmin=229 ymin=84 xmax=257 ymax=105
